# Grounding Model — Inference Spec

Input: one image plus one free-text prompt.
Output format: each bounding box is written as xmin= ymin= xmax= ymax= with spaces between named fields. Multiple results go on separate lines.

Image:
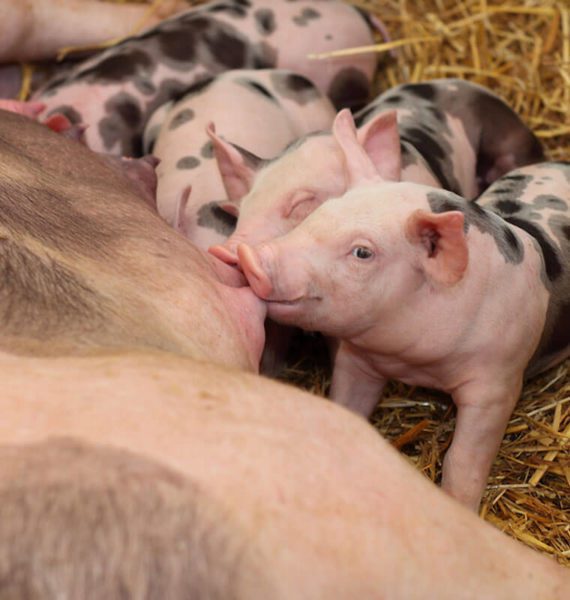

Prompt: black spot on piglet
xmin=504 ymin=216 xmax=562 ymax=281
xmin=401 ymin=82 xmax=436 ymax=101
xmin=176 ymin=156 xmax=200 ymax=169
xmin=494 ymin=199 xmax=522 ymax=214
xmin=159 ymin=27 xmax=197 ymax=63
xmin=293 ymin=8 xmax=321 ymax=26
xmin=254 ymin=9 xmax=276 ymax=35
xmin=197 ymin=202 xmax=237 ymax=236
xmin=270 ymin=72 xmax=319 ymax=105
xmin=78 ymin=49 xmax=153 ymax=83
xmin=169 ymin=108 xmax=195 ymax=130
xmin=201 ymin=141 xmax=214 ymax=159
xmin=237 ymin=79 xmax=278 ymax=103
xmin=327 ymin=67 xmax=370 ymax=110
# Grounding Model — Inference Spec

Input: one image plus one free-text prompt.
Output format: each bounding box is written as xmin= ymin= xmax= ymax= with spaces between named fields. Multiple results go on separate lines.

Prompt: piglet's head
xmin=328 ymin=113 xmax=468 ymax=290
xmin=208 ymin=109 xmax=404 ymax=267
xmin=237 ymin=183 xmax=469 ymax=339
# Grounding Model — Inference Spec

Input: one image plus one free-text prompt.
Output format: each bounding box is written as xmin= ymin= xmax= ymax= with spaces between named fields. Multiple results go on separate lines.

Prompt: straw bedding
xmin=37 ymin=0 xmax=570 ymax=566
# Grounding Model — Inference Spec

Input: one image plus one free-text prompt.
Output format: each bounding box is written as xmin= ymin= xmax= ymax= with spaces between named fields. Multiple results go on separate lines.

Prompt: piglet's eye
xmin=351 ymin=246 xmax=374 ymax=260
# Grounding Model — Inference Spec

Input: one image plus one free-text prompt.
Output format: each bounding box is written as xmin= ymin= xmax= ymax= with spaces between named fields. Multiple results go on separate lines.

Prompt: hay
xmin=353 ymin=0 xmax=570 ymax=160
xmin=17 ymin=0 xmax=569 ymax=567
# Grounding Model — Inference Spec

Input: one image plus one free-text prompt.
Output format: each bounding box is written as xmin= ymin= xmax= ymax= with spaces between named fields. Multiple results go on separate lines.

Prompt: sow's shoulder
xmin=478 ymin=162 xmax=570 ymax=375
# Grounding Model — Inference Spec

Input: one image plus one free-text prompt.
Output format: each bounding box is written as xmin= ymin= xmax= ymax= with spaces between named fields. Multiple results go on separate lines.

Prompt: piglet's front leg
xmin=442 ymin=378 xmax=522 ymax=512
xmin=329 ymin=341 xmax=386 ymax=417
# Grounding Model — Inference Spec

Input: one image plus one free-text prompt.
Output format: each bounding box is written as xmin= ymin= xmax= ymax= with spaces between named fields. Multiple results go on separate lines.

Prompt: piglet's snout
xmin=237 ymin=243 xmax=274 ymax=299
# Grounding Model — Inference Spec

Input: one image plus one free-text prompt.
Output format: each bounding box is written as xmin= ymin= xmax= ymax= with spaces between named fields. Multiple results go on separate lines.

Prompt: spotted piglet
xmin=144 ymin=69 xmax=335 ymax=250
xmin=33 ymin=0 xmax=379 ymax=155
xmin=356 ymin=79 xmax=544 ymax=198
xmin=209 ymin=79 xmax=543 ymax=265
xmin=477 ymin=163 xmax=570 ymax=376
xmin=235 ymin=114 xmax=569 ymax=510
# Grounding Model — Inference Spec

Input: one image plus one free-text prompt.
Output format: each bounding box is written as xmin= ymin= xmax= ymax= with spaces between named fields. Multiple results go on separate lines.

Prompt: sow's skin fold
xmin=236 ymin=112 xmax=569 ymax=511
xmin=143 ymin=68 xmax=336 ymax=251
xmin=209 ymin=78 xmax=543 ymax=266
xmin=32 ymin=0 xmax=379 ymax=156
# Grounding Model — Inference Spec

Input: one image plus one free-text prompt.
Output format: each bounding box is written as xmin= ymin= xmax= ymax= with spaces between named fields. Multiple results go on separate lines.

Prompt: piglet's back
xmin=478 ymin=162 xmax=570 ymax=376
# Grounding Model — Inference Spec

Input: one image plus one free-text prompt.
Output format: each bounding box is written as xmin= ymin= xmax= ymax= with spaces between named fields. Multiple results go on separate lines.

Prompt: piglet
xmin=236 ymin=112 xmax=569 ymax=509
xmin=356 ymin=79 xmax=544 ymax=197
xmin=209 ymin=79 xmax=543 ymax=266
xmin=145 ymin=69 xmax=335 ymax=250
xmin=33 ymin=0 xmax=379 ymax=155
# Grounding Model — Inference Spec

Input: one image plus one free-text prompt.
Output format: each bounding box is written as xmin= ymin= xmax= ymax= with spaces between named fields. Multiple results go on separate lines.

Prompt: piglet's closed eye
xmin=405 ymin=209 xmax=468 ymax=285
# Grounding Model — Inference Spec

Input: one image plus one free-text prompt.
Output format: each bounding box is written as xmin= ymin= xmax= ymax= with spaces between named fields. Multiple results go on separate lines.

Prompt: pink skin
xmin=0 ymin=0 xmax=188 ymax=62
xmin=238 ymin=185 xmax=549 ymax=509
xmin=236 ymin=121 xmax=553 ymax=509
xmin=149 ymin=69 xmax=335 ymax=250
xmin=208 ymin=109 xmax=441 ymax=266
xmin=33 ymin=0 xmax=377 ymax=154
xmin=0 ymin=100 xmax=46 ymax=119
xmin=1 ymin=352 xmax=569 ymax=597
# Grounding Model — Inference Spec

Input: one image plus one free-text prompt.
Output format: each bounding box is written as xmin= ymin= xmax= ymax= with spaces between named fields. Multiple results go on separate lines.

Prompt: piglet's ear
xmin=405 ymin=209 xmax=468 ymax=285
xmin=356 ymin=110 xmax=402 ymax=182
xmin=207 ymin=122 xmax=263 ymax=203
xmin=332 ymin=109 xmax=380 ymax=187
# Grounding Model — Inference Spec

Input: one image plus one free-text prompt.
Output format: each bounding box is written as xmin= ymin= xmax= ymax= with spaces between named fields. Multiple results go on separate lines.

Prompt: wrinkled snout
xmin=237 ymin=243 xmax=274 ymax=299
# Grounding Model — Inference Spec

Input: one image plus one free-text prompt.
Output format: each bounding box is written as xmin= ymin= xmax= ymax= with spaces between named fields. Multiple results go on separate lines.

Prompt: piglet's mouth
xmin=267 ymin=298 xmax=302 ymax=306
xmin=266 ymin=295 xmax=321 ymax=306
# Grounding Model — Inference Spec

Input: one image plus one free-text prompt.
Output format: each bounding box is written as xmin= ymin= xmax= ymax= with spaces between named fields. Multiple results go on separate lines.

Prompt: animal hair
xmin=0 ymin=236 xmax=104 ymax=339
xmin=0 ymin=438 xmax=249 ymax=600
xmin=0 ymin=114 xmax=133 ymax=346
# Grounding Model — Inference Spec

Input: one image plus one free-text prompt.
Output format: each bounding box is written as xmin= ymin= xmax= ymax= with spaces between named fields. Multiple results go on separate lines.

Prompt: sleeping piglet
xmin=33 ymin=0 xmax=379 ymax=155
xmin=209 ymin=79 xmax=543 ymax=266
xmin=144 ymin=69 xmax=335 ymax=250
xmin=235 ymin=112 xmax=569 ymax=510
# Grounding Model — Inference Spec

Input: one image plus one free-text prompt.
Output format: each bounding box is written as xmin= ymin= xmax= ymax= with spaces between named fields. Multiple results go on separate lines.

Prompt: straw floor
xmin=64 ymin=0 xmax=570 ymax=567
